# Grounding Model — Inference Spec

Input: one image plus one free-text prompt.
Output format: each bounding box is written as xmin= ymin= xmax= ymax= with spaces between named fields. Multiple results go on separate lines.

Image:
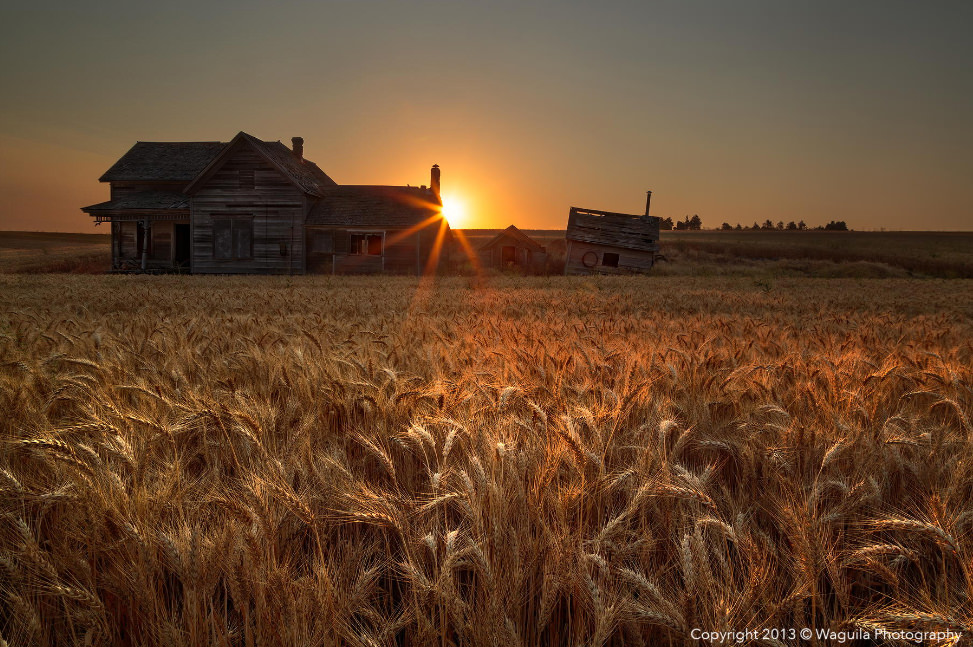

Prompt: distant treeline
xmin=661 ymin=216 xmax=849 ymax=231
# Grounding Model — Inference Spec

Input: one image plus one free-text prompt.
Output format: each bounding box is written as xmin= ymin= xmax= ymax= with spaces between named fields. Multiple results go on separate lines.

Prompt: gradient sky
xmin=2 ymin=0 xmax=971 ymax=231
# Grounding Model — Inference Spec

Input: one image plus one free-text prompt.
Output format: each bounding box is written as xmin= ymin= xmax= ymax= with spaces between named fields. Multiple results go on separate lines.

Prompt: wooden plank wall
xmin=110 ymin=181 xmax=186 ymax=201
xmin=191 ymin=146 xmax=305 ymax=274
xmin=117 ymin=222 xmax=138 ymax=259
xmin=567 ymin=209 xmax=661 ymax=252
xmin=564 ymin=240 xmax=655 ymax=276
xmin=306 ymin=224 xmax=448 ymax=275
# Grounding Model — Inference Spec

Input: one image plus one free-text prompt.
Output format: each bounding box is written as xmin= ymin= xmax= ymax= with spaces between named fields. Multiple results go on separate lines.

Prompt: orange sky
xmin=1 ymin=1 xmax=971 ymax=232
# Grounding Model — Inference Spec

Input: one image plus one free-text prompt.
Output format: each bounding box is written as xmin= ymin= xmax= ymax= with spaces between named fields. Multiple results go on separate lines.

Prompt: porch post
xmin=141 ymin=218 xmax=150 ymax=271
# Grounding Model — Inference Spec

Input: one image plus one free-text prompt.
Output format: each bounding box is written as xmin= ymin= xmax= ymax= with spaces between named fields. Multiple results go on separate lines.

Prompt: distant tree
xmin=690 ymin=214 xmax=702 ymax=230
xmin=735 ymin=223 xmax=743 ymax=230
xmin=721 ymin=222 xmax=733 ymax=230
xmin=786 ymin=221 xmax=798 ymax=230
xmin=776 ymin=221 xmax=785 ymax=230
xmin=762 ymin=219 xmax=775 ymax=231
xmin=825 ymin=220 xmax=849 ymax=231
xmin=660 ymin=217 xmax=674 ymax=230
xmin=797 ymin=220 xmax=807 ymax=230
xmin=675 ymin=219 xmax=686 ymax=230
xmin=752 ymin=222 xmax=760 ymax=230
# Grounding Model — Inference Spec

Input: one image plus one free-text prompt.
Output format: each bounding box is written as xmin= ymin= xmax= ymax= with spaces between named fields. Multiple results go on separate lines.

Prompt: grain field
xmin=1 ymin=275 xmax=971 ymax=646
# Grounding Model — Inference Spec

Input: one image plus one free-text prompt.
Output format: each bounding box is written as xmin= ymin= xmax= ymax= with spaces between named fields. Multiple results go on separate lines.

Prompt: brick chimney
xmin=292 ymin=137 xmax=304 ymax=161
xmin=431 ymin=164 xmax=441 ymax=196
xmin=644 ymin=190 xmax=652 ymax=217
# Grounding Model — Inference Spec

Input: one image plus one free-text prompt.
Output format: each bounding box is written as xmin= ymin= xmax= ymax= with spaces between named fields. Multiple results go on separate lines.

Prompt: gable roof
xmin=566 ymin=207 xmax=661 ymax=252
xmin=98 ymin=142 xmax=226 ymax=182
xmin=306 ymin=186 xmax=443 ymax=228
xmin=184 ymin=131 xmax=337 ymax=196
xmin=479 ymin=225 xmax=545 ymax=252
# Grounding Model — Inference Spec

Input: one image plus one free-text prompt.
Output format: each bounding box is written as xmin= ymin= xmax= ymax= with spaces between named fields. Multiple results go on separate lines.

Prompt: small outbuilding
xmin=564 ymin=192 xmax=661 ymax=275
xmin=478 ymin=225 xmax=546 ymax=271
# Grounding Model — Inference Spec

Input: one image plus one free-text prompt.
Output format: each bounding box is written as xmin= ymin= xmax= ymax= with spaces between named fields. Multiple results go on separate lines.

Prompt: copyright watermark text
xmin=690 ymin=627 xmax=963 ymax=643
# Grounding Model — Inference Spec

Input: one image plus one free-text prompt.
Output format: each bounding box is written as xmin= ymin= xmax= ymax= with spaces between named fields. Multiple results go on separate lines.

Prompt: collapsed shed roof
xmin=565 ymin=207 xmax=660 ymax=252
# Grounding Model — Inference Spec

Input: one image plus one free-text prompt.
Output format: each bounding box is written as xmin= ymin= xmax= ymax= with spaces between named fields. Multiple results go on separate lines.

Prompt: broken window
xmin=350 ymin=233 xmax=383 ymax=255
xmin=367 ymin=235 xmax=382 ymax=255
xmin=213 ymin=218 xmax=253 ymax=260
xmin=602 ymin=252 xmax=619 ymax=267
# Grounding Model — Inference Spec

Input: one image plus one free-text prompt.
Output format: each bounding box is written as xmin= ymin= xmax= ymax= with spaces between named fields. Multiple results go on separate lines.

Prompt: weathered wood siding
xmin=110 ymin=181 xmax=185 ymax=201
xmin=116 ymin=222 xmax=138 ymax=259
xmin=563 ymin=207 xmax=660 ymax=276
xmin=564 ymin=240 xmax=655 ymax=276
xmin=191 ymin=145 xmax=305 ymax=274
xmin=306 ymin=224 xmax=448 ymax=275
xmin=480 ymin=244 xmax=545 ymax=270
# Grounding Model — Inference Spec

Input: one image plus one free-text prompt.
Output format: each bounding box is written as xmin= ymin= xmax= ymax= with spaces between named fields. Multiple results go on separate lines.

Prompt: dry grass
xmin=0 ymin=232 xmax=110 ymax=274
xmin=659 ymin=231 xmax=973 ymax=278
xmin=1 ymin=274 xmax=972 ymax=646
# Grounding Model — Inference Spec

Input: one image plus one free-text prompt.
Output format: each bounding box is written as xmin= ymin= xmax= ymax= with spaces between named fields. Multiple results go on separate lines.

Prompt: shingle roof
xmin=81 ymin=191 xmax=190 ymax=212
xmin=182 ymin=132 xmax=338 ymax=196
xmin=565 ymin=207 xmax=661 ymax=252
xmin=98 ymin=142 xmax=226 ymax=182
xmin=479 ymin=225 xmax=546 ymax=253
xmin=306 ymin=186 xmax=443 ymax=228
xmin=246 ymin=136 xmax=337 ymax=195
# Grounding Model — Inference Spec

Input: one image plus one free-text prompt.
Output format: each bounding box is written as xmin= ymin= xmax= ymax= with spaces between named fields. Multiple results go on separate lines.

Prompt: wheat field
xmin=1 ymin=274 xmax=972 ymax=646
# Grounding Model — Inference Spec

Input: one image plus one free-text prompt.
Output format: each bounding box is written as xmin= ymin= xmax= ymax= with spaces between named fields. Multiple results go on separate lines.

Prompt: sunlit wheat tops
xmin=1 ymin=274 xmax=972 ymax=646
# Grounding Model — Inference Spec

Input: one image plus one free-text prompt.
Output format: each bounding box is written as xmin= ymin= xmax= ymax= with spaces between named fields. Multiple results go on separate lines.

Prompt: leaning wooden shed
xmin=478 ymin=225 xmax=546 ymax=271
xmin=564 ymin=193 xmax=661 ymax=275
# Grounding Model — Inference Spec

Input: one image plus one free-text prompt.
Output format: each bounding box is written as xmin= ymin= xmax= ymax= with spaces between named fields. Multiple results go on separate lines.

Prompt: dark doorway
xmin=501 ymin=245 xmax=517 ymax=265
xmin=174 ymin=224 xmax=191 ymax=269
xmin=136 ymin=222 xmax=146 ymax=257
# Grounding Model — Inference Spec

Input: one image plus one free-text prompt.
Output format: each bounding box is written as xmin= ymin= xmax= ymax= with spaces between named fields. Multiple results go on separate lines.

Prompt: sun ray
xmin=450 ymin=228 xmax=483 ymax=276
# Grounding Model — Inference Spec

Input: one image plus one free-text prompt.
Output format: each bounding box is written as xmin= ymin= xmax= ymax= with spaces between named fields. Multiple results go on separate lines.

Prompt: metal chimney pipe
xmin=645 ymin=190 xmax=652 ymax=216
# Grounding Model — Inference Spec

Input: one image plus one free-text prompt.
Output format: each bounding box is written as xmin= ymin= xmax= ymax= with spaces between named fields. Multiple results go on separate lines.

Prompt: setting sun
xmin=441 ymin=195 xmax=468 ymax=228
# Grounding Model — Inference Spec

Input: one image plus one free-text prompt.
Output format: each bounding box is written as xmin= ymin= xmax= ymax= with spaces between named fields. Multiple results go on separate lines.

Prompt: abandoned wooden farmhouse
xmin=477 ymin=225 xmax=546 ymax=272
xmin=82 ymin=131 xmax=448 ymax=274
xmin=564 ymin=192 xmax=661 ymax=275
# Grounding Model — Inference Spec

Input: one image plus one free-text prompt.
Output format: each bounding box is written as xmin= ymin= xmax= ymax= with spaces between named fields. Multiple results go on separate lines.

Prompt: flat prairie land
xmin=659 ymin=230 xmax=973 ymax=278
xmin=3 ymin=230 xmax=973 ymax=278
xmin=1 ymin=274 xmax=972 ymax=645
xmin=0 ymin=231 xmax=110 ymax=273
